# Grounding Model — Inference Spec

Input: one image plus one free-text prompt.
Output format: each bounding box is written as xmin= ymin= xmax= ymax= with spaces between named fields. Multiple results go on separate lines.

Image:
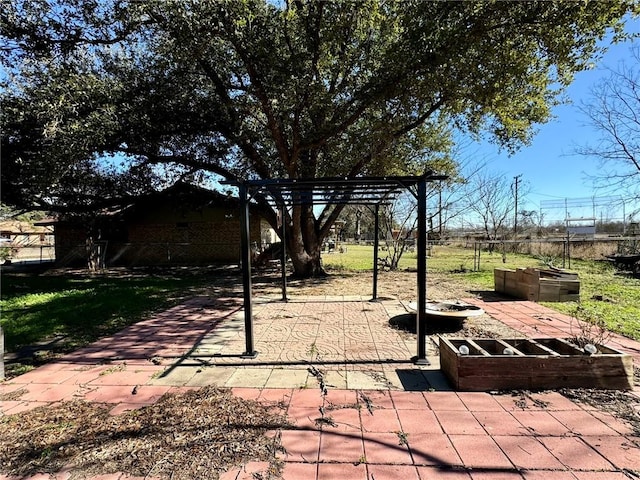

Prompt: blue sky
xmin=467 ymin=17 xmax=640 ymax=221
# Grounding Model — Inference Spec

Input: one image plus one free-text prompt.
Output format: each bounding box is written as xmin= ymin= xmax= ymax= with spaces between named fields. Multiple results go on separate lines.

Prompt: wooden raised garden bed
xmin=440 ymin=337 xmax=633 ymax=391
xmin=494 ymin=267 xmax=580 ymax=302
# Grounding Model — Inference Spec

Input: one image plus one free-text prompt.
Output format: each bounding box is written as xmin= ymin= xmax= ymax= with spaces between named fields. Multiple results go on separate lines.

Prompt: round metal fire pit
xmin=391 ymin=301 xmax=484 ymax=334
xmin=407 ymin=301 xmax=484 ymax=319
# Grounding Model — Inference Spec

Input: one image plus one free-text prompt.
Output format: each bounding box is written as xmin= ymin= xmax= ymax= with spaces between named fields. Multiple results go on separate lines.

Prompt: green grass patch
xmin=543 ymin=270 xmax=640 ymax=341
xmin=322 ymin=243 xmax=418 ymax=271
xmin=0 ymin=271 xmax=210 ymax=352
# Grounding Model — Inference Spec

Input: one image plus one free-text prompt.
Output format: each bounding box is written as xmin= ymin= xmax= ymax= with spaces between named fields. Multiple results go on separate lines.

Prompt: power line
xmin=540 ymin=195 xmax=625 ymax=209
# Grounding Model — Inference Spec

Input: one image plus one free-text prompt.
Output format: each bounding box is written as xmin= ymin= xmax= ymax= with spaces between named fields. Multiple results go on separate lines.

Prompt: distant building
xmin=0 ymin=219 xmax=54 ymax=262
xmin=566 ymin=218 xmax=596 ymax=239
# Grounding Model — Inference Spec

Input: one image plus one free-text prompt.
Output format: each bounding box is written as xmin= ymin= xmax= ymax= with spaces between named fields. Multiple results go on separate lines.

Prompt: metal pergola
xmin=222 ymin=172 xmax=447 ymax=364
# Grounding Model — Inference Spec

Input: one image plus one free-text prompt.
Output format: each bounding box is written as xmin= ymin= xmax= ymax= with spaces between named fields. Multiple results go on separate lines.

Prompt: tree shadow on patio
xmin=395 ymin=368 xmax=454 ymax=392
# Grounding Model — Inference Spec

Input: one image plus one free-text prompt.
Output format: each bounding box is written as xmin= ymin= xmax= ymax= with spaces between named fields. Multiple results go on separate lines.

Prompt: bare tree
xmin=519 ymin=209 xmax=544 ymax=237
xmin=464 ymin=172 xmax=516 ymax=244
xmin=426 ymin=141 xmax=494 ymax=238
xmin=379 ymin=192 xmax=419 ymax=271
xmin=579 ymin=45 xmax=640 ymax=195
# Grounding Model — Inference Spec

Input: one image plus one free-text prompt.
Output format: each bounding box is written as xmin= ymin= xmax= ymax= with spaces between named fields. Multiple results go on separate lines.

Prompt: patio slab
xmin=1 ymin=294 xmax=639 ymax=480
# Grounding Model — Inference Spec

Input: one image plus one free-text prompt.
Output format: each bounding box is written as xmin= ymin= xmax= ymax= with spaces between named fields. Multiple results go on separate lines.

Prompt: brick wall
xmin=54 ymin=213 xmax=262 ymax=267
xmin=108 ymin=216 xmax=261 ymax=266
xmin=54 ymin=225 xmax=89 ymax=266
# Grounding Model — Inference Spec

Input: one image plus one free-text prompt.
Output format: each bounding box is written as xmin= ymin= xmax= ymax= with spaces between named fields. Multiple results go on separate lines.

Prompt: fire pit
xmin=407 ymin=301 xmax=485 ymax=319
xmin=400 ymin=300 xmax=485 ymax=334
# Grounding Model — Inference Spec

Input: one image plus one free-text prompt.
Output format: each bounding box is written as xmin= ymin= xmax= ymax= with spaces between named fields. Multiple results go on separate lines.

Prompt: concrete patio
xmin=1 ymin=293 xmax=639 ymax=479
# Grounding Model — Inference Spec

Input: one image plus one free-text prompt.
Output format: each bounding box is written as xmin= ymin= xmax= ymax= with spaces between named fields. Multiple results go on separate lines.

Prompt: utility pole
xmin=513 ymin=175 xmax=522 ymax=236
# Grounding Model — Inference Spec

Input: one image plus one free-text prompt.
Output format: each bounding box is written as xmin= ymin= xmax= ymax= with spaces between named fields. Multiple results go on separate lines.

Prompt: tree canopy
xmin=1 ymin=0 xmax=635 ymax=275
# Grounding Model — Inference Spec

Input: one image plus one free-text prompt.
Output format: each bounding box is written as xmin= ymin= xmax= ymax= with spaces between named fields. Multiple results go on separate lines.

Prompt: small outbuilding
xmin=53 ymin=182 xmax=264 ymax=267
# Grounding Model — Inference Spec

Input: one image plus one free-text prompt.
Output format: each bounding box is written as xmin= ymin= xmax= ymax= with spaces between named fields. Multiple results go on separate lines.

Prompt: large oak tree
xmin=1 ymin=0 xmax=634 ymax=276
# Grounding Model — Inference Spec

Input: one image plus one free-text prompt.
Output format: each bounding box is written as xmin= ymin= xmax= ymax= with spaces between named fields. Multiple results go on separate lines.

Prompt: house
xmin=52 ymin=183 xmax=266 ymax=267
xmin=0 ymin=219 xmax=55 ymax=263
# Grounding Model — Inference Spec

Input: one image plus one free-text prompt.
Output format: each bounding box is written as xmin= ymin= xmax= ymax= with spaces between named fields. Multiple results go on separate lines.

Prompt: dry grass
xmin=0 ymin=387 xmax=289 ymax=479
xmin=253 ymin=269 xmax=475 ymax=303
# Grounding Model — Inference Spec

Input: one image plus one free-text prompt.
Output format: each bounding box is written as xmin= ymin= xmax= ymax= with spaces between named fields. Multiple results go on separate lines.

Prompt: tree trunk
xmin=287 ymin=203 xmax=326 ymax=277
xmin=86 ymin=221 xmax=102 ymax=272
xmin=86 ymin=236 xmax=100 ymax=272
xmin=0 ymin=323 xmax=5 ymax=381
xmin=288 ymin=240 xmax=324 ymax=277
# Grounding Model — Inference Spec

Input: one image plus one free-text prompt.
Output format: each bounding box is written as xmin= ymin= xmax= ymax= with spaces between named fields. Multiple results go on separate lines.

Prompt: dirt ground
xmin=253 ymin=268 xmax=524 ymax=339
xmin=253 ymin=268 xmax=466 ymax=300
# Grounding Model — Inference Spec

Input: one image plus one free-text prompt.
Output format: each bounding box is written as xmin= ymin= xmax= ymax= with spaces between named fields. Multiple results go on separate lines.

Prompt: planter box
xmin=440 ymin=337 xmax=633 ymax=391
xmin=494 ymin=267 xmax=580 ymax=302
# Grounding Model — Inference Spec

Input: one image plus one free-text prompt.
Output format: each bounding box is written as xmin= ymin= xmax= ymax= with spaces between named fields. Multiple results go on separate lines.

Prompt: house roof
xmin=45 ymin=182 xmax=245 ymax=224
xmin=0 ymin=219 xmax=52 ymax=234
xmin=118 ymin=182 xmax=240 ymax=218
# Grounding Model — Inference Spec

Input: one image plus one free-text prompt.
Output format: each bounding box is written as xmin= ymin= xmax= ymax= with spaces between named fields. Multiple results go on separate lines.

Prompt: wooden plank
xmin=537 ymin=293 xmax=559 ymax=302
xmin=555 ymin=337 xmax=588 ymax=354
xmin=456 ymin=356 xmax=630 ymax=376
xmin=542 ymin=279 xmax=580 ymax=290
xmin=495 ymin=267 xmax=580 ymax=303
xmin=466 ymin=339 xmax=491 ymax=356
xmin=494 ymin=271 xmax=505 ymax=292
xmin=496 ymin=339 xmax=525 ymax=356
xmin=494 ymin=269 xmax=509 ymax=279
xmin=535 ymin=338 xmax=582 ymax=355
xmin=540 ymin=267 xmax=579 ymax=280
xmin=504 ymin=271 xmax=518 ymax=296
xmin=473 ymin=339 xmax=504 ymax=355
xmin=525 ymin=267 xmax=541 ymax=280
xmin=439 ymin=337 xmax=460 ymax=388
xmin=454 ymin=355 xmax=633 ymax=391
xmin=528 ymin=339 xmax=561 ymax=356
xmin=560 ymin=285 xmax=581 ymax=295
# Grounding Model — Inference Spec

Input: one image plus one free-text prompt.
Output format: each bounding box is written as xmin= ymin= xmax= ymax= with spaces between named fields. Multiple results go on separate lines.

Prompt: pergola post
xmin=372 ymin=203 xmax=380 ymax=300
xmin=280 ymin=204 xmax=288 ymax=302
xmin=239 ymin=183 xmax=257 ymax=358
xmin=415 ymin=176 xmax=430 ymax=364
